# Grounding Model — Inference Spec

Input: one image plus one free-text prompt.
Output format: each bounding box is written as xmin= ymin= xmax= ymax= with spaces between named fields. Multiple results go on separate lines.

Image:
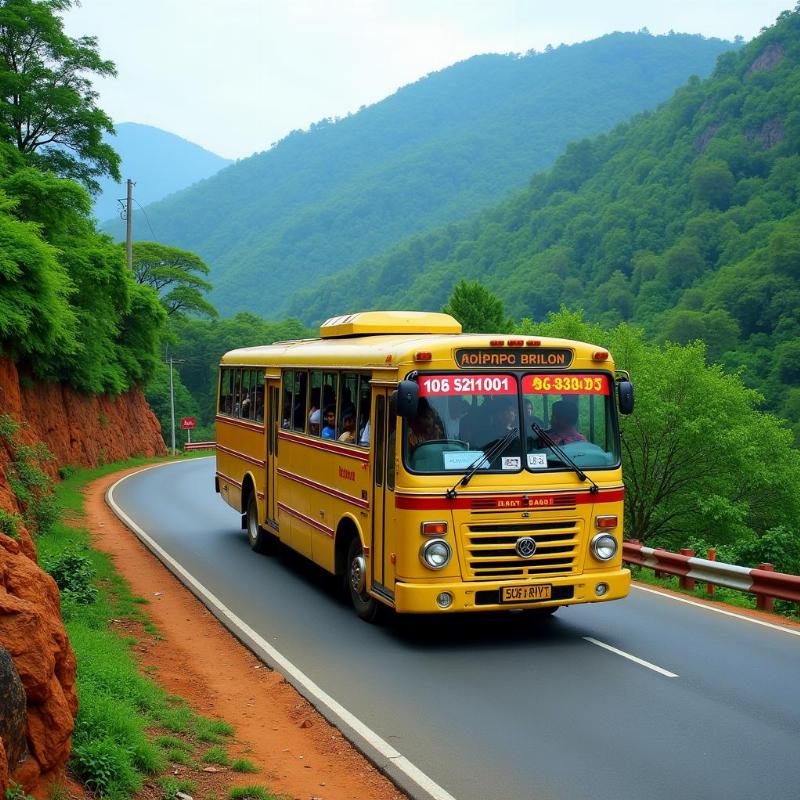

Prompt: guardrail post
xmin=755 ymin=563 xmax=775 ymax=612
xmin=679 ymin=549 xmax=695 ymax=590
xmin=653 ymin=547 xmax=666 ymax=579
xmin=706 ymin=548 xmax=715 ymax=596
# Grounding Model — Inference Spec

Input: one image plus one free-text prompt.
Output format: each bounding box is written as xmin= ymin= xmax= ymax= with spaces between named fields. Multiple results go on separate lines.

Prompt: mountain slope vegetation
xmin=290 ymin=9 xmax=800 ymax=440
xmin=95 ymin=122 xmax=231 ymax=222
xmin=124 ymin=31 xmax=733 ymax=317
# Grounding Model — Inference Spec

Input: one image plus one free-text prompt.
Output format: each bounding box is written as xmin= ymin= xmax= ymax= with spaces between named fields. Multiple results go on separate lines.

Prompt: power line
xmin=134 ymin=198 xmax=158 ymax=240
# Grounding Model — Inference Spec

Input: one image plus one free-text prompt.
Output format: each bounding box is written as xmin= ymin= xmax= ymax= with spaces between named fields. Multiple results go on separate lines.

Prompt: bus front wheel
xmin=246 ymin=494 xmax=272 ymax=554
xmin=347 ymin=538 xmax=382 ymax=623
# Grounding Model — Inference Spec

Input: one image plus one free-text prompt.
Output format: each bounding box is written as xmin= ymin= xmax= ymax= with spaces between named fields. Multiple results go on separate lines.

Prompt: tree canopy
xmin=132 ymin=241 xmax=217 ymax=319
xmin=0 ymin=0 xmax=119 ymax=192
xmin=442 ymin=280 xmax=510 ymax=332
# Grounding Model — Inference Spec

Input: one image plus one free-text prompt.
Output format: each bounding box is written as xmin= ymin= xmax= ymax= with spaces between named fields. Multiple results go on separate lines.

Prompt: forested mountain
xmin=94 ymin=122 xmax=231 ymax=222
xmin=290 ymin=9 xmax=800 ymax=441
xmin=119 ymin=31 xmax=733 ymax=317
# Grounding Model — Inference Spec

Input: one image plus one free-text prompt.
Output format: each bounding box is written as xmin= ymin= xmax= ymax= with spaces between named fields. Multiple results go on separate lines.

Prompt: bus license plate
xmin=501 ymin=585 xmax=552 ymax=603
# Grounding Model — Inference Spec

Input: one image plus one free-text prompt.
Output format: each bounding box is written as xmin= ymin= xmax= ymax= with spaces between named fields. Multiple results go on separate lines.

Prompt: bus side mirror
xmin=396 ymin=380 xmax=419 ymax=418
xmin=617 ymin=381 xmax=634 ymax=415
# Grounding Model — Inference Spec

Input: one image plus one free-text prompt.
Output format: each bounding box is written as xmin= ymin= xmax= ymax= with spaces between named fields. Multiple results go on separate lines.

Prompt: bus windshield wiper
xmin=446 ymin=429 xmax=518 ymax=499
xmin=532 ymin=423 xmax=599 ymax=494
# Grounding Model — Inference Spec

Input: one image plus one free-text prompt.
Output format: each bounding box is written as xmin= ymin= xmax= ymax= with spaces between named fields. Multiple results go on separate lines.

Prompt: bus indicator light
xmin=415 ymin=351 xmax=432 ymax=361
xmin=489 ymin=340 xmax=504 ymax=346
xmin=422 ymin=521 xmax=448 ymax=536
xmin=507 ymin=339 xmax=523 ymax=346
xmin=526 ymin=340 xmax=541 ymax=346
xmin=593 ymin=350 xmax=610 ymax=361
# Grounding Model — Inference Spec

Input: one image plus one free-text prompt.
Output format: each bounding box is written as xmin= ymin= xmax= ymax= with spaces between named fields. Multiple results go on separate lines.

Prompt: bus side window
xmin=374 ymin=396 xmax=385 ymax=487
xmin=254 ymin=371 xmax=265 ymax=423
xmin=292 ymin=370 xmax=308 ymax=432
xmin=339 ymin=373 xmax=358 ymax=442
xmin=321 ymin=372 xmax=338 ymax=439
xmin=356 ymin=375 xmax=371 ymax=446
xmin=309 ymin=370 xmax=322 ymax=435
xmin=239 ymin=369 xmax=252 ymax=419
xmin=387 ymin=395 xmax=396 ymax=490
xmin=232 ymin=368 xmax=242 ymax=416
xmin=281 ymin=371 xmax=293 ymax=428
xmin=219 ymin=368 xmax=232 ymax=416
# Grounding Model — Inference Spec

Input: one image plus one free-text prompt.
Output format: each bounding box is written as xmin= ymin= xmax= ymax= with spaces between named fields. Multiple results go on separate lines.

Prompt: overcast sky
xmin=63 ymin=0 xmax=792 ymax=160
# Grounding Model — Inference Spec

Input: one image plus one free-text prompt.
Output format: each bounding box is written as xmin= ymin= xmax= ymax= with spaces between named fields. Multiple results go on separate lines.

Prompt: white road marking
xmin=583 ymin=636 xmax=678 ymax=678
xmin=107 ymin=464 xmax=458 ymax=800
xmin=633 ymin=584 xmax=800 ymax=638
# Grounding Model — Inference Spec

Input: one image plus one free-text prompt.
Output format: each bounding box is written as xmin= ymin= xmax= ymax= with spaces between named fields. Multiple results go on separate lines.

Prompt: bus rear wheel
xmin=246 ymin=494 xmax=272 ymax=554
xmin=347 ymin=538 xmax=382 ymax=623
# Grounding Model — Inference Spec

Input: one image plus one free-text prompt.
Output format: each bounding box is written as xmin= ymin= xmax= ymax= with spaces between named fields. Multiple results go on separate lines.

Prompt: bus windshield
xmin=403 ymin=372 xmax=619 ymax=474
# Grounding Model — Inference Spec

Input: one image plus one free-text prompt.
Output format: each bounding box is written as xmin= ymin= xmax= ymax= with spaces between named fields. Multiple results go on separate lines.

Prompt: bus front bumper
xmin=391 ymin=568 xmax=630 ymax=613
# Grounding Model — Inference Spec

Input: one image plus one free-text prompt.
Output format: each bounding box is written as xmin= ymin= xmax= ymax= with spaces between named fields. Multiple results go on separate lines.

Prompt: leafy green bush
xmin=0 ymin=508 xmax=21 ymax=540
xmin=44 ymin=549 xmax=98 ymax=605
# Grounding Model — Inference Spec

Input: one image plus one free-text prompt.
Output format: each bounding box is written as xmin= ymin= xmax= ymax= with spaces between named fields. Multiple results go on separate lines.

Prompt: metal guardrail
xmin=623 ymin=541 xmax=800 ymax=611
xmin=183 ymin=441 xmax=216 ymax=452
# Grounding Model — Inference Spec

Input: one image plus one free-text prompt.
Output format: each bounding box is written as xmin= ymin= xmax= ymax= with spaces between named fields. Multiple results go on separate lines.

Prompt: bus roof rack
xmin=320 ymin=311 xmax=462 ymax=338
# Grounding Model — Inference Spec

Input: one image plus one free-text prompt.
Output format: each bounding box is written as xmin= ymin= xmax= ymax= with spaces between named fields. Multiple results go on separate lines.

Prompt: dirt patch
xmin=84 ymin=466 xmax=406 ymax=800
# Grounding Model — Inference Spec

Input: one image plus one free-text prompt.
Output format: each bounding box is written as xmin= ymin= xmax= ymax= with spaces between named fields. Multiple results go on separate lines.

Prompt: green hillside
xmin=115 ymin=31 xmax=733 ymax=317
xmin=288 ymin=9 xmax=800 ymax=439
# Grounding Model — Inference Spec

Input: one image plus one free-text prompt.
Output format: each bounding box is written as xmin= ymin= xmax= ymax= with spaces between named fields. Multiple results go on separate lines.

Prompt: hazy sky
xmin=63 ymin=1 xmax=792 ymax=160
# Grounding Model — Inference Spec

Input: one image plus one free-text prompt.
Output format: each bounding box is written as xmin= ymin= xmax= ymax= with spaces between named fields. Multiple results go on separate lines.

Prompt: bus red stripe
xmin=277 ymin=502 xmax=334 ymax=537
xmin=276 ymin=468 xmax=368 ymax=509
xmin=395 ymin=489 xmax=624 ymax=510
xmin=278 ymin=431 xmax=370 ymax=462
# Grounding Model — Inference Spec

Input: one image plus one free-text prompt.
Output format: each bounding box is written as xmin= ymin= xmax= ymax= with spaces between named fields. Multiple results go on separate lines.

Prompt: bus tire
xmin=347 ymin=538 xmax=382 ymax=623
xmin=246 ymin=493 xmax=272 ymax=554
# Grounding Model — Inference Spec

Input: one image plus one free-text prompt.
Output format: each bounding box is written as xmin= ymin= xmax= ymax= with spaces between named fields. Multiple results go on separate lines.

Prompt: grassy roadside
xmin=21 ymin=454 xmax=276 ymax=800
xmin=628 ymin=563 xmax=799 ymax=619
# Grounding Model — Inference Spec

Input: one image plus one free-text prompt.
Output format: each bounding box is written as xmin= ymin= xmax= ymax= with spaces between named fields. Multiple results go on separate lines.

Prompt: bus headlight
xmin=591 ymin=533 xmax=618 ymax=561
xmin=420 ymin=539 xmax=451 ymax=570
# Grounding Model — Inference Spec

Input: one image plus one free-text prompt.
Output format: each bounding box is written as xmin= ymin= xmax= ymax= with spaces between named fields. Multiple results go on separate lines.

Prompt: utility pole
xmin=168 ymin=353 xmax=176 ymax=457
xmin=126 ymin=178 xmax=134 ymax=270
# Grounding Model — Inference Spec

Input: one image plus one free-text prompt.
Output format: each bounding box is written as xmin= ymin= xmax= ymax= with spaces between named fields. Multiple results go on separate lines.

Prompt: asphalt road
xmin=110 ymin=458 xmax=800 ymax=800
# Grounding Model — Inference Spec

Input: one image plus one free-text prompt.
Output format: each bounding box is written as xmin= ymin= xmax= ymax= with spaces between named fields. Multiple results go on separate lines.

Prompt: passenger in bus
xmin=524 ymin=398 xmax=546 ymax=432
xmin=338 ymin=409 xmax=356 ymax=442
xmin=545 ymin=400 xmax=586 ymax=445
xmin=442 ymin=395 xmax=469 ymax=439
xmin=321 ymin=405 xmax=337 ymax=439
xmin=359 ymin=419 xmax=370 ymax=446
xmin=407 ymin=399 xmax=444 ymax=449
xmin=309 ymin=408 xmax=321 ymax=435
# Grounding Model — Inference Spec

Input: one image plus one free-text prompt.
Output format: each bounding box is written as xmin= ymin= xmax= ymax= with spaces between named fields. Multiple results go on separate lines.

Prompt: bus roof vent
xmin=320 ymin=311 xmax=462 ymax=338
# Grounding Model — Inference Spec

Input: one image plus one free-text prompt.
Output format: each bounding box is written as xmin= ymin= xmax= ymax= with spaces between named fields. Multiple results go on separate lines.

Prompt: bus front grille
xmin=463 ymin=521 xmax=580 ymax=579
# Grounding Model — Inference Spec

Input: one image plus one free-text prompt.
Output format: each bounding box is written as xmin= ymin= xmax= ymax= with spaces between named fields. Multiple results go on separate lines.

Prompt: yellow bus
xmin=215 ymin=311 xmax=634 ymax=622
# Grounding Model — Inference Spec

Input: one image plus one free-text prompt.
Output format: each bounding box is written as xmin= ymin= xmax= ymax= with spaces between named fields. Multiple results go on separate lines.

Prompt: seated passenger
xmin=321 ymin=405 xmax=336 ymax=439
xmin=408 ymin=398 xmax=444 ymax=449
xmin=338 ymin=409 xmax=356 ymax=443
xmin=358 ymin=419 xmax=370 ymax=446
xmin=545 ymin=400 xmax=586 ymax=445
xmin=309 ymin=407 xmax=321 ymax=436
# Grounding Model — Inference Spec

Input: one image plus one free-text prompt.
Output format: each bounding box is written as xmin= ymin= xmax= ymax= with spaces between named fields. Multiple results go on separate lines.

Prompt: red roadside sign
xmin=180 ymin=417 xmax=196 ymax=430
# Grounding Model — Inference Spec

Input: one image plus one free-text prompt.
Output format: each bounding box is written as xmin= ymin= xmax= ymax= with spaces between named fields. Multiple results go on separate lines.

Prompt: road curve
xmin=109 ymin=458 xmax=800 ymax=800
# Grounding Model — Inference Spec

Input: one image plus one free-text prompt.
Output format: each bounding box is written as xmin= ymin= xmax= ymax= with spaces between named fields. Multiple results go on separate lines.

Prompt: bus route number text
xmin=419 ymin=374 xmax=516 ymax=396
xmin=522 ymin=374 xmax=609 ymax=395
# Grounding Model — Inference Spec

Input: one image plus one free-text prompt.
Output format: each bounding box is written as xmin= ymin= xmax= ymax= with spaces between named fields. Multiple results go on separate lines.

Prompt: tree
xmin=0 ymin=0 xmax=119 ymax=192
xmin=132 ymin=241 xmax=217 ymax=319
xmin=442 ymin=280 xmax=509 ymax=333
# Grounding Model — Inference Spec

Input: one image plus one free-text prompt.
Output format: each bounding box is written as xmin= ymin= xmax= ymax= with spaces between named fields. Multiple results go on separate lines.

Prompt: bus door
xmin=370 ymin=390 xmax=397 ymax=600
xmin=266 ymin=380 xmax=280 ymax=531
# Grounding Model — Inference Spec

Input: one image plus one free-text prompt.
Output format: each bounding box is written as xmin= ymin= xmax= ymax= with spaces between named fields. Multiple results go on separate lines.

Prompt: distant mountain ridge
xmin=94 ymin=122 xmax=231 ymax=222
xmin=119 ymin=31 xmax=734 ymax=317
